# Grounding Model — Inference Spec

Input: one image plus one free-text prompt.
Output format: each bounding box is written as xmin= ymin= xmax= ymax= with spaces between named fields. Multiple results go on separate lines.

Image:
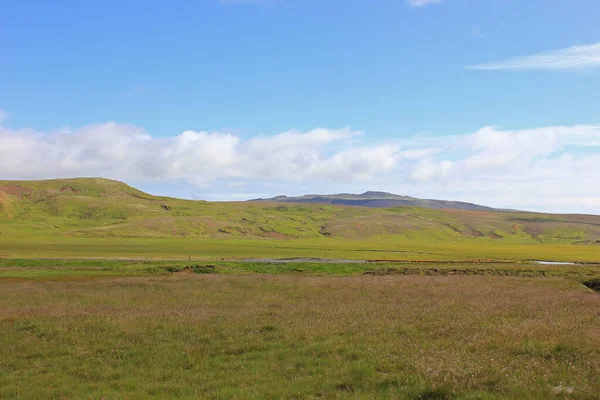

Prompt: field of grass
xmin=1 ymin=255 xmax=599 ymax=399
xmin=1 ymin=272 xmax=599 ymax=399
xmin=2 ymin=235 xmax=600 ymax=263
xmin=2 ymin=258 xmax=600 ymax=281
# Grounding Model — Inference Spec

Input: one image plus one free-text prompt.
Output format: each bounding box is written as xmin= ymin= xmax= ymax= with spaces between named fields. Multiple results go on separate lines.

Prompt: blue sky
xmin=1 ymin=0 xmax=599 ymax=212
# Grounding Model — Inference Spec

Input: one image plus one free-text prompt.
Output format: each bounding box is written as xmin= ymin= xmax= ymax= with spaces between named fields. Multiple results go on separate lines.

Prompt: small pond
xmin=534 ymin=261 xmax=575 ymax=265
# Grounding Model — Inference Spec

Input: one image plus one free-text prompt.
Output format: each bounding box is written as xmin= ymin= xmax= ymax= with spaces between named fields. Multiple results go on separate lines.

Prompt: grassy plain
xmin=1 ymin=273 xmax=599 ymax=399
xmin=2 ymin=235 xmax=600 ymax=263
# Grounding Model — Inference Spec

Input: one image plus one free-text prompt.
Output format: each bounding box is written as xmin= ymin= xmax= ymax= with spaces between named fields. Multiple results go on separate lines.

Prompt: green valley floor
xmin=1 ymin=260 xmax=600 ymax=399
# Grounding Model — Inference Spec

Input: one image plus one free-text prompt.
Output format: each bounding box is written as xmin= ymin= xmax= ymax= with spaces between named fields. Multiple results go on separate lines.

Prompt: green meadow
xmin=1 ymin=271 xmax=599 ymax=399
xmin=2 ymin=235 xmax=600 ymax=262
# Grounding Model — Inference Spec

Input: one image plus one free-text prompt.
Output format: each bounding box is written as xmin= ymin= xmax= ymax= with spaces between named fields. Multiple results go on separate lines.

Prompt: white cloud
xmin=404 ymin=125 xmax=600 ymax=213
xmin=410 ymin=125 xmax=600 ymax=180
xmin=0 ymin=123 xmax=405 ymax=186
xmin=1 ymin=117 xmax=600 ymax=213
xmin=407 ymin=0 xmax=445 ymax=8
xmin=468 ymin=42 xmax=600 ymax=71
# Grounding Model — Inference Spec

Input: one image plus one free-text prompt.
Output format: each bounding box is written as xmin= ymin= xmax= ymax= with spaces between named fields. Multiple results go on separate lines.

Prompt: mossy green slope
xmin=2 ymin=177 xmax=600 ymax=243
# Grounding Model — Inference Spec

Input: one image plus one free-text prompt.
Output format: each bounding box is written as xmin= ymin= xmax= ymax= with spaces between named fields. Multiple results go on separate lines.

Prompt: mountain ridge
xmin=250 ymin=191 xmax=497 ymax=211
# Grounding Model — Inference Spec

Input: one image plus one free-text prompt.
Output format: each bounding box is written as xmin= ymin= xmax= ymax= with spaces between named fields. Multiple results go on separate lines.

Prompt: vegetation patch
xmin=583 ymin=278 xmax=600 ymax=292
xmin=164 ymin=264 xmax=218 ymax=274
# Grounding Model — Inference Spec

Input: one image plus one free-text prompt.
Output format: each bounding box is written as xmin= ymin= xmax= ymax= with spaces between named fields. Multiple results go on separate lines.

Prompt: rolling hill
xmin=1 ymin=178 xmax=600 ymax=247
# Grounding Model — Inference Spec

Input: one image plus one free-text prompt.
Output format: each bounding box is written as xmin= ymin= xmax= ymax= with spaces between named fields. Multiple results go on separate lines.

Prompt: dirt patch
xmin=466 ymin=228 xmax=484 ymax=237
xmin=60 ymin=186 xmax=81 ymax=193
xmin=258 ymin=227 xmax=289 ymax=239
xmin=260 ymin=231 xmax=288 ymax=239
xmin=0 ymin=186 xmax=33 ymax=197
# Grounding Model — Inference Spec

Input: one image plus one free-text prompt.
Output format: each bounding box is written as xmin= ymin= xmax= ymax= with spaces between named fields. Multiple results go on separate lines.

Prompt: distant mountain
xmin=250 ymin=191 xmax=497 ymax=211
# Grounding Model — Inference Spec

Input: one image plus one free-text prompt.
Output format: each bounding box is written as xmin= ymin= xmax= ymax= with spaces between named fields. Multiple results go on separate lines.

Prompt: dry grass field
xmin=1 ymin=273 xmax=599 ymax=399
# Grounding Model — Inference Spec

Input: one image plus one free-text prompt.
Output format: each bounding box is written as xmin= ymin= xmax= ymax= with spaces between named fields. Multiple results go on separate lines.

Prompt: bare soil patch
xmin=0 ymin=185 xmax=33 ymax=197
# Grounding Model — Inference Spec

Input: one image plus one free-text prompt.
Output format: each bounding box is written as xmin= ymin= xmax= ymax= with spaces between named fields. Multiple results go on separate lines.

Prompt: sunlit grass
xmin=1 ymin=235 xmax=599 ymax=262
xmin=1 ymin=258 xmax=600 ymax=281
xmin=1 ymin=274 xmax=599 ymax=399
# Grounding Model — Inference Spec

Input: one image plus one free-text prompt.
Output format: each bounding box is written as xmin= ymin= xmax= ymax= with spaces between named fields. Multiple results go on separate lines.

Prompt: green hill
xmin=2 ymin=178 xmax=600 ymax=247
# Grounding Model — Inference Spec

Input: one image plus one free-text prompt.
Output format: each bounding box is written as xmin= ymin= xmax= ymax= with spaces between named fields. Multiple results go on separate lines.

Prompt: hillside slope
xmin=1 ymin=178 xmax=600 ymax=245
